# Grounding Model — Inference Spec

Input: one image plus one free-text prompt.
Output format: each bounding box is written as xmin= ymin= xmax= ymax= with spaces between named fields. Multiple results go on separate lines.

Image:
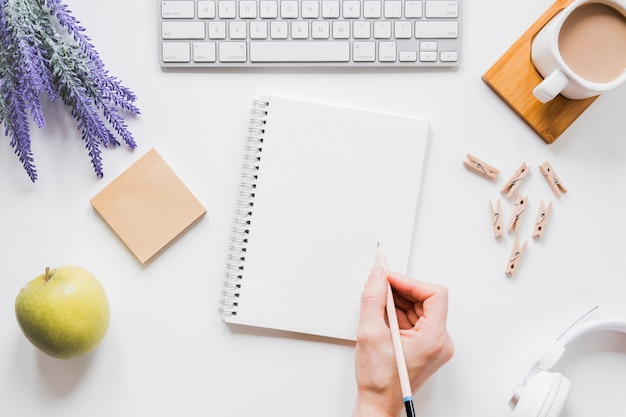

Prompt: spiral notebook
xmin=221 ymin=95 xmax=430 ymax=341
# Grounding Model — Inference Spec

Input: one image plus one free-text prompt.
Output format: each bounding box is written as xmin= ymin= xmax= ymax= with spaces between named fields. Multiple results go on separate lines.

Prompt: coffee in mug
xmin=531 ymin=0 xmax=626 ymax=103
xmin=559 ymin=3 xmax=626 ymax=83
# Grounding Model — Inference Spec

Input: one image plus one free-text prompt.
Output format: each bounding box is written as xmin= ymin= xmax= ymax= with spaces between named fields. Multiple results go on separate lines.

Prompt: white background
xmin=1 ymin=1 xmax=625 ymax=416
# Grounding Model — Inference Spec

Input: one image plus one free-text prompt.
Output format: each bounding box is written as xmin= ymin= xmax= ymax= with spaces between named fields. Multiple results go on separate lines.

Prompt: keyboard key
xmin=343 ymin=1 xmax=361 ymax=18
xmin=420 ymin=51 xmax=436 ymax=61
xmin=292 ymin=21 xmax=309 ymax=39
xmin=162 ymin=22 xmax=206 ymax=39
xmin=281 ymin=1 xmax=299 ymax=18
xmin=420 ymin=41 xmax=437 ymax=51
xmin=260 ymin=1 xmax=279 ymax=18
xmin=219 ymin=42 xmax=247 ymax=61
xmin=373 ymin=20 xmax=392 ymax=38
xmin=353 ymin=21 xmax=371 ymax=38
xmin=250 ymin=21 xmax=269 ymax=39
xmin=322 ymin=0 xmax=340 ymax=18
xmin=332 ymin=21 xmax=351 ymax=39
xmin=399 ymin=50 xmax=417 ymax=61
xmin=270 ymin=21 xmax=289 ymax=38
xmin=250 ymin=41 xmax=350 ymax=62
xmin=162 ymin=1 xmax=195 ymax=19
xmin=239 ymin=1 xmax=258 ymax=18
xmin=379 ymin=41 xmax=396 ymax=61
xmin=394 ymin=20 xmax=411 ymax=38
xmin=353 ymin=41 xmax=375 ymax=61
xmin=312 ymin=21 xmax=331 ymax=39
xmin=425 ymin=1 xmax=458 ymax=18
xmin=384 ymin=1 xmax=402 ymax=18
xmin=218 ymin=1 xmax=237 ymax=18
xmin=363 ymin=1 xmax=382 ymax=18
xmin=414 ymin=20 xmax=458 ymax=38
xmin=197 ymin=1 xmax=216 ymax=18
xmin=405 ymin=1 xmax=423 ymax=18
xmin=440 ymin=50 xmax=458 ymax=62
xmin=163 ymin=41 xmax=191 ymax=62
xmin=229 ymin=21 xmax=247 ymax=39
xmin=194 ymin=41 xmax=217 ymax=62
xmin=209 ymin=21 xmax=227 ymax=39
xmin=302 ymin=1 xmax=320 ymax=18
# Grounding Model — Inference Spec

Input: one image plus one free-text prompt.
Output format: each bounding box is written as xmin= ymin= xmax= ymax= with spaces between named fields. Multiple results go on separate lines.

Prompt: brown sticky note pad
xmin=91 ymin=148 xmax=206 ymax=264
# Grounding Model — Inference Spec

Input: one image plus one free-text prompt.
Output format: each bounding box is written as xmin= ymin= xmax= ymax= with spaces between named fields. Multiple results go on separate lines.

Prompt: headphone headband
xmin=537 ymin=319 xmax=626 ymax=371
xmin=510 ymin=316 xmax=626 ymax=416
xmin=559 ymin=319 xmax=626 ymax=346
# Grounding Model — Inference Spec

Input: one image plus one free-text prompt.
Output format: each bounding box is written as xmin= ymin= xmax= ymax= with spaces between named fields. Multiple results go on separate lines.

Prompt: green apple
xmin=15 ymin=265 xmax=110 ymax=359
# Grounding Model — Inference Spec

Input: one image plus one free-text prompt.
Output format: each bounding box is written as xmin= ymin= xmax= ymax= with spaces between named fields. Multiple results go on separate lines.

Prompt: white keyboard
xmin=159 ymin=0 xmax=461 ymax=67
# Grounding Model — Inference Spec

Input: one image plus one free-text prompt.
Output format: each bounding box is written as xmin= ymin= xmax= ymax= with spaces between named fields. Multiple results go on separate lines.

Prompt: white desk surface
xmin=1 ymin=1 xmax=626 ymax=416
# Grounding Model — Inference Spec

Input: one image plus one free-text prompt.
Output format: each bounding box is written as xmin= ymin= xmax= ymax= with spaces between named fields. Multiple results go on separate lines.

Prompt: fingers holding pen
xmin=386 ymin=272 xmax=450 ymax=336
xmin=378 ymin=271 xmax=454 ymax=392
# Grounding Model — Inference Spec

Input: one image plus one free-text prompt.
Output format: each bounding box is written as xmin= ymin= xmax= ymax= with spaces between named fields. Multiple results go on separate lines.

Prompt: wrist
xmin=352 ymin=392 xmax=401 ymax=417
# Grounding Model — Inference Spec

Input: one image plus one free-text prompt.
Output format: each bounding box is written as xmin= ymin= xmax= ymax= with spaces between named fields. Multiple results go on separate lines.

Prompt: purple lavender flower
xmin=0 ymin=0 xmax=139 ymax=182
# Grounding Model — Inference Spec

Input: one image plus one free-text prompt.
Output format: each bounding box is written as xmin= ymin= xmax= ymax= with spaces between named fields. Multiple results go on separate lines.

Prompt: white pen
xmin=377 ymin=243 xmax=416 ymax=417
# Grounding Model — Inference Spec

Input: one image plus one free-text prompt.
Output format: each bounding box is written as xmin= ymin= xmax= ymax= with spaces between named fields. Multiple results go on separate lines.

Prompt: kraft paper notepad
xmin=220 ymin=95 xmax=430 ymax=341
xmin=91 ymin=148 xmax=206 ymax=264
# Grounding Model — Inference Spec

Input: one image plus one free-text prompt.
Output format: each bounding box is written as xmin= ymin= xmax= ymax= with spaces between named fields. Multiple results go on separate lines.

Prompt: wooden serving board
xmin=482 ymin=0 xmax=598 ymax=144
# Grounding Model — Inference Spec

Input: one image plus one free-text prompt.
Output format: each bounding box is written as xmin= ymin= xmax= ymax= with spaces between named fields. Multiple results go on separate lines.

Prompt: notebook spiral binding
xmin=219 ymin=100 xmax=268 ymax=319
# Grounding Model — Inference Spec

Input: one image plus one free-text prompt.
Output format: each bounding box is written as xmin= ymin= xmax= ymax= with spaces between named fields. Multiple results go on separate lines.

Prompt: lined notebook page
xmin=222 ymin=95 xmax=429 ymax=340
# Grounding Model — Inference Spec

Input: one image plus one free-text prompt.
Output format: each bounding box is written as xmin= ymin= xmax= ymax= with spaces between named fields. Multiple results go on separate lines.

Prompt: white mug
xmin=531 ymin=0 xmax=626 ymax=103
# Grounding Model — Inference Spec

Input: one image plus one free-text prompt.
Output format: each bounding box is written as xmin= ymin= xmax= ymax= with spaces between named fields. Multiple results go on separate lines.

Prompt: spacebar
xmin=250 ymin=42 xmax=350 ymax=62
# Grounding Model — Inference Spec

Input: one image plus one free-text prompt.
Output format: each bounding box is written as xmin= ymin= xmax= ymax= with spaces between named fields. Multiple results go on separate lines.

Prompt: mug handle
xmin=533 ymin=69 xmax=569 ymax=103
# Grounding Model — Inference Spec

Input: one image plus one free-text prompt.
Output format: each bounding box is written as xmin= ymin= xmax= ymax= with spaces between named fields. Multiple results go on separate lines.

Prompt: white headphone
xmin=508 ymin=310 xmax=626 ymax=417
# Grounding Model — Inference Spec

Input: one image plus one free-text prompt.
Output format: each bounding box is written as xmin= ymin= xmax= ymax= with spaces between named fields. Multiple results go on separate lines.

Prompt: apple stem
xmin=45 ymin=267 xmax=50 ymax=282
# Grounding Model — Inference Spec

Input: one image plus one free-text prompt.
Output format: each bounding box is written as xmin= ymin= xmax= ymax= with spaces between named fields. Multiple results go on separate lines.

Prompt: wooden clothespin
xmin=508 ymin=193 xmax=528 ymax=232
xmin=505 ymin=237 xmax=527 ymax=276
xmin=489 ymin=199 xmax=504 ymax=238
xmin=539 ymin=161 xmax=568 ymax=197
xmin=501 ymin=162 xmax=529 ymax=199
xmin=532 ymin=200 xmax=552 ymax=238
xmin=463 ymin=154 xmax=500 ymax=181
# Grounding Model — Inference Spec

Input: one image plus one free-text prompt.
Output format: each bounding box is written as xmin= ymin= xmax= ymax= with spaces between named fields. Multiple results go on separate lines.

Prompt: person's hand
xmin=352 ymin=266 xmax=454 ymax=417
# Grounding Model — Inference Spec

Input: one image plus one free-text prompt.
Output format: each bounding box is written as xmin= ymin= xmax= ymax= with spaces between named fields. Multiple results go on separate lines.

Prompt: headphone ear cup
xmin=543 ymin=373 xmax=571 ymax=417
xmin=512 ymin=371 xmax=572 ymax=417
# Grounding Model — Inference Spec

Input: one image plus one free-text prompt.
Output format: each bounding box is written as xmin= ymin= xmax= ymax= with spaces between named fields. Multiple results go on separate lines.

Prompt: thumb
xmin=358 ymin=266 xmax=389 ymax=328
